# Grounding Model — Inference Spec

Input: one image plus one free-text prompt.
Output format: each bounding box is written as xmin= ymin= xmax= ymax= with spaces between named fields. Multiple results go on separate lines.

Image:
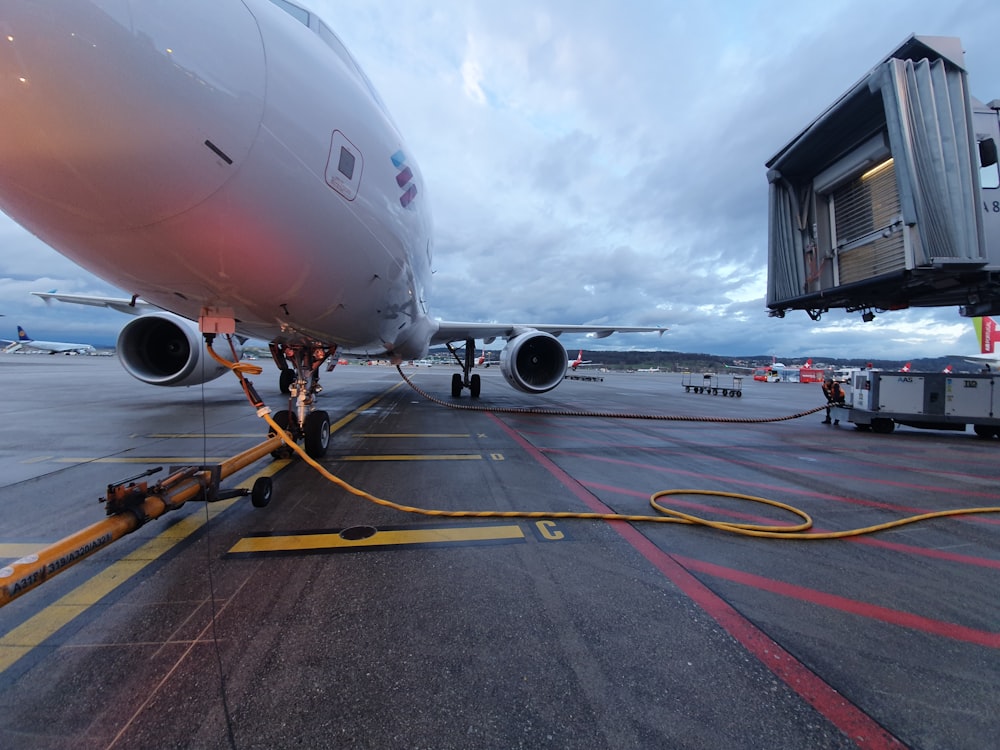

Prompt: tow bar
xmin=0 ymin=435 xmax=283 ymax=608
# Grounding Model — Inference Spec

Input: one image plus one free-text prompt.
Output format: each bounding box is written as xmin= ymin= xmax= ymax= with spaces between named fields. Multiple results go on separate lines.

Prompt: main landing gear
xmin=268 ymin=342 xmax=334 ymax=458
xmin=447 ymin=338 xmax=481 ymax=398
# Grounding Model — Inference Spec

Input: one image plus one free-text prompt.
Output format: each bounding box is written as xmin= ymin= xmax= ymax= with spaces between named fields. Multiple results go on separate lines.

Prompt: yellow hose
xmin=210 ymin=343 xmax=1000 ymax=539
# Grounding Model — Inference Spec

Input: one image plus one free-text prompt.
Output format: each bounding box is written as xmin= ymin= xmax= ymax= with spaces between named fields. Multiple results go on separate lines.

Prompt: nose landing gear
xmin=269 ymin=342 xmax=334 ymax=458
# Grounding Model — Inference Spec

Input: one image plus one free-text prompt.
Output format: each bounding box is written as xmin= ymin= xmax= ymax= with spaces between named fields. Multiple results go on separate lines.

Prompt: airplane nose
xmin=0 ymin=0 xmax=265 ymax=234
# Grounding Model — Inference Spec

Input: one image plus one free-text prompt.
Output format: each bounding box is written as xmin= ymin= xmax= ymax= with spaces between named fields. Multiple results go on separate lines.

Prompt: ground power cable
xmin=201 ymin=341 xmax=239 ymax=750
xmin=207 ymin=344 xmax=1000 ymax=540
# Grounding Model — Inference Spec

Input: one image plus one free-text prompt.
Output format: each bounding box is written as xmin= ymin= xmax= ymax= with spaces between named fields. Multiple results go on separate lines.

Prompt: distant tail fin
xmin=974 ymin=316 xmax=997 ymax=354
xmin=16 ymin=326 xmax=30 ymax=342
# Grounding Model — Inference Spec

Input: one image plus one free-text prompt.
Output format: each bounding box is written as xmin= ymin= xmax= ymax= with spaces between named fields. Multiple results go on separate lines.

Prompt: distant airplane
xmin=568 ymin=350 xmax=593 ymax=370
xmin=1 ymin=326 xmax=95 ymax=355
xmin=0 ymin=2 xmax=665 ymax=456
xmin=901 ymin=362 xmax=912 ymax=372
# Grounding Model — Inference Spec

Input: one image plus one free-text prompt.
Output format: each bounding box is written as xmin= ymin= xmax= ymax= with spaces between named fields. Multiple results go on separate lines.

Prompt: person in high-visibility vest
xmin=822 ymin=377 xmax=845 ymax=425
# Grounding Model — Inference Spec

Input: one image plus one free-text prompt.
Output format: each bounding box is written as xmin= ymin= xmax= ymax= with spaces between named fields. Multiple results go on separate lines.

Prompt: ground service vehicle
xmin=833 ymin=369 xmax=1000 ymax=436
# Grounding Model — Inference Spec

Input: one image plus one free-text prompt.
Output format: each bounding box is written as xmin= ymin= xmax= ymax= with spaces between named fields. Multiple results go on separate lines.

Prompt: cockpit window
xmin=267 ymin=0 xmax=396 ymax=126
xmin=269 ymin=0 xmax=310 ymax=27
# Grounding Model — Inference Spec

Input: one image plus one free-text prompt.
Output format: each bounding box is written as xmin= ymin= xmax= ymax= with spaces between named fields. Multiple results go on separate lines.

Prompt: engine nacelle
xmin=499 ymin=330 xmax=567 ymax=394
xmin=116 ymin=313 xmax=242 ymax=387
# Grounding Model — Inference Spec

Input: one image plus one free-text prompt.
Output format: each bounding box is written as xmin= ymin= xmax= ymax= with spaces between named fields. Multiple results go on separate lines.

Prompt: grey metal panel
xmin=871 ymin=57 xmax=985 ymax=264
xmin=766 ymin=173 xmax=807 ymax=305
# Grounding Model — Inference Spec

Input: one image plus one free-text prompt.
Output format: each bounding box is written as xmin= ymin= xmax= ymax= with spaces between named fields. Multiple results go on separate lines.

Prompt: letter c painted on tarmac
xmin=535 ymin=520 xmax=564 ymax=540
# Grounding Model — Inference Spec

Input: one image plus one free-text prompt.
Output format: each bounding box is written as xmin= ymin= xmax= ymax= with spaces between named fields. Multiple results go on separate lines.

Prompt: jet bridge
xmin=766 ymin=35 xmax=1000 ymax=321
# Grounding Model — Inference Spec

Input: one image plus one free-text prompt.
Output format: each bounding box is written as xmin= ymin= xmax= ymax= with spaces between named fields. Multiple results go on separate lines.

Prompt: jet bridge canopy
xmin=766 ymin=35 xmax=1000 ymax=320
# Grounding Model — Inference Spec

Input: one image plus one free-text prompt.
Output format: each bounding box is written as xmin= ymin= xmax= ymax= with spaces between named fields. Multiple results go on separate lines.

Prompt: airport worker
xmin=822 ymin=377 xmax=845 ymax=425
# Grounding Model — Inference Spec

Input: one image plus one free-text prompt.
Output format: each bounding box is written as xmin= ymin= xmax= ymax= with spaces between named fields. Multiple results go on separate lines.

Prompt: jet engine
xmin=499 ymin=330 xmax=567 ymax=394
xmin=116 ymin=313 xmax=242 ymax=387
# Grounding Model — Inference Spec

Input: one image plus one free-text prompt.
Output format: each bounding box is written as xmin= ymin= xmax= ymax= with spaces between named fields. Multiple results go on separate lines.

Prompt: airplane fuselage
xmin=0 ymin=0 xmax=434 ymax=358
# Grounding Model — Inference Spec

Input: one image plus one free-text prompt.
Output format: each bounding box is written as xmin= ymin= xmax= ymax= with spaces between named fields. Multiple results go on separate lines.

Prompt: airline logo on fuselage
xmin=391 ymin=150 xmax=418 ymax=208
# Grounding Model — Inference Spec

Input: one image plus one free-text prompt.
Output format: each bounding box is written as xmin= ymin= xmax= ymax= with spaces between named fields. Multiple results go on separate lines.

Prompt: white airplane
xmin=1 ymin=325 xmax=95 ymax=355
xmin=0 ymin=0 xmax=664 ymax=457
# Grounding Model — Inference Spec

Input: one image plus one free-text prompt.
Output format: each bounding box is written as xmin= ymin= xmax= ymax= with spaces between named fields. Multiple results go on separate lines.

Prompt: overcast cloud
xmin=3 ymin=0 xmax=1000 ymax=359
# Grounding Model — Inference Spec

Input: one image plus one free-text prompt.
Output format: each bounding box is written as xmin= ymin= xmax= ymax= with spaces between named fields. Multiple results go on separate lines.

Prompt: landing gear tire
xmin=451 ymin=372 xmax=463 ymax=398
xmin=251 ymin=477 xmax=273 ymax=508
xmin=304 ymin=410 xmax=331 ymax=458
xmin=470 ymin=373 xmax=481 ymax=398
xmin=269 ymin=410 xmax=297 ymax=458
xmin=279 ymin=369 xmax=295 ymax=394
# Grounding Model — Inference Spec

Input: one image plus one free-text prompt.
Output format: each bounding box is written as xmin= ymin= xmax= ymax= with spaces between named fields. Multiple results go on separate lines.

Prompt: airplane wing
xmin=32 ymin=292 xmax=154 ymax=316
xmin=431 ymin=321 xmax=666 ymax=346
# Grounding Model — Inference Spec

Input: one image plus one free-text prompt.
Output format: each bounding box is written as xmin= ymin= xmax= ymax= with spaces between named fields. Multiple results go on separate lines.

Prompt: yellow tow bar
xmin=0 ymin=435 xmax=283 ymax=608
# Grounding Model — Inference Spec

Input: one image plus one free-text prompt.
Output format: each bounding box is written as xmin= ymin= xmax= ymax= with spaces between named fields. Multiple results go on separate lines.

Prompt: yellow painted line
xmin=331 ymin=382 xmax=406 ymax=432
xmin=147 ymin=433 xmax=261 ymax=438
xmin=53 ymin=457 xmax=231 ymax=464
xmin=0 ymin=382 xmax=405 ymax=675
xmin=0 ymin=460 xmax=291 ymax=674
xmin=0 ymin=544 xmax=49 ymax=560
xmin=358 ymin=433 xmax=470 ymax=438
xmin=338 ymin=454 xmax=482 ymax=462
xmin=230 ymin=525 xmax=525 ymax=554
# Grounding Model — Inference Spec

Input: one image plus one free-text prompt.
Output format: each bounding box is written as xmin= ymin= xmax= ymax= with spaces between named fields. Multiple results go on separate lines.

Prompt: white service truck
xmin=833 ymin=370 xmax=1000 ymax=437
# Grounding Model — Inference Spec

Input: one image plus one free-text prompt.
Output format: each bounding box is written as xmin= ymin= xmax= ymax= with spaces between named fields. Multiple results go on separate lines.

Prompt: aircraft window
xmin=338 ymin=146 xmax=356 ymax=180
xmin=269 ymin=0 xmax=310 ymax=26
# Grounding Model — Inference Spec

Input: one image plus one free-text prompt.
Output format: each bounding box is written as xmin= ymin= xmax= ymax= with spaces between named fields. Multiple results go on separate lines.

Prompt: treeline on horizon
xmin=434 ymin=348 xmax=971 ymax=373
xmin=569 ymin=350 xmax=965 ymax=372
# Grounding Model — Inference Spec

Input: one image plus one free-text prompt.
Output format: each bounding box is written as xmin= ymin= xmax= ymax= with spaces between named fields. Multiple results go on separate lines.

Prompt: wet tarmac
xmin=1 ymin=355 xmax=998 ymax=749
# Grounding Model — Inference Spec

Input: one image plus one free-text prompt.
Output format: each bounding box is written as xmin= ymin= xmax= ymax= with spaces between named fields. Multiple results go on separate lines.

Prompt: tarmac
xmin=0 ymin=355 xmax=998 ymax=749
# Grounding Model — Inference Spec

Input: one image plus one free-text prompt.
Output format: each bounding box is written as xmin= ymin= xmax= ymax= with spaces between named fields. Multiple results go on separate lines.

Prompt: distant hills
xmin=563 ymin=351 xmax=973 ymax=373
xmin=428 ymin=348 xmax=978 ymax=374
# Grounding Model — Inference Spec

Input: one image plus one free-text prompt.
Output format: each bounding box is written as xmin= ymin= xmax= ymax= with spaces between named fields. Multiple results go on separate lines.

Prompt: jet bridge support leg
xmin=446 ymin=338 xmax=481 ymax=398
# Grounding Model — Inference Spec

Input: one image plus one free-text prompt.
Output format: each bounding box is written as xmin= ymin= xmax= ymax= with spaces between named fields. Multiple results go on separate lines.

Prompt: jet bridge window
xmin=981 ymin=138 xmax=999 ymax=190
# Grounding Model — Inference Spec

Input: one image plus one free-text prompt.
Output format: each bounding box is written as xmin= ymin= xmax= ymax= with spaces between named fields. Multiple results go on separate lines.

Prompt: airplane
xmin=569 ymin=350 xmax=591 ymax=370
xmin=1 ymin=326 xmax=95 ymax=355
xmin=0 ymin=1 xmax=664 ymax=458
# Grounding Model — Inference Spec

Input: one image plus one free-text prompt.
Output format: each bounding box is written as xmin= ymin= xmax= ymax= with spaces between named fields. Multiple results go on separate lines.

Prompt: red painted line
xmin=583 ymin=481 xmax=1000 ymax=571
xmin=582 ymin=480 xmax=801 ymax=526
xmin=549 ymin=448 xmax=1000 ymax=524
xmin=489 ymin=414 xmax=905 ymax=749
xmin=676 ymin=556 xmax=1000 ymax=649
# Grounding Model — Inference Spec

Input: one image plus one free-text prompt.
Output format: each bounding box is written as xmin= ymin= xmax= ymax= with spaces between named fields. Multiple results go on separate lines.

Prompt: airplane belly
xmin=0 ymin=0 xmax=434 ymax=355
xmin=0 ymin=0 xmax=265 ymax=234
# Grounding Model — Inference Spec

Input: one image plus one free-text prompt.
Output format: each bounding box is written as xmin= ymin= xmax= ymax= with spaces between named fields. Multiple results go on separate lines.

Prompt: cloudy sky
xmin=3 ymin=0 xmax=1000 ymax=359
